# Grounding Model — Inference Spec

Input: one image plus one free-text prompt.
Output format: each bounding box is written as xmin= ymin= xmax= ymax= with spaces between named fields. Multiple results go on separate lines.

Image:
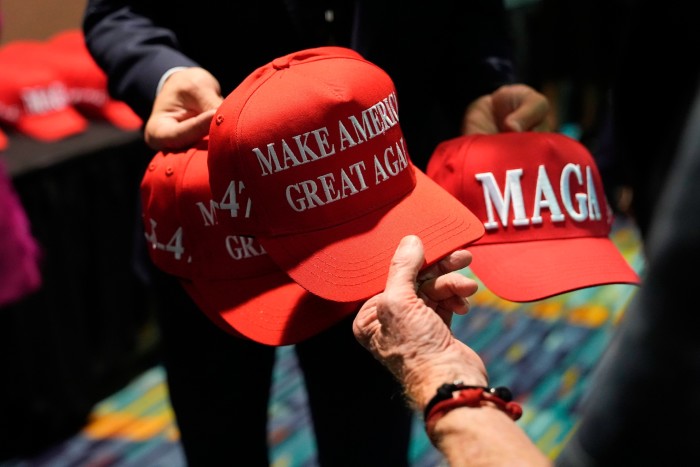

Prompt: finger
xmin=438 ymin=249 xmax=472 ymax=272
xmin=417 ymin=248 xmax=472 ymax=283
xmin=164 ymin=67 xmax=223 ymax=112
xmin=352 ymin=298 xmax=380 ymax=348
xmin=146 ymin=109 xmax=216 ymax=150
xmin=503 ymin=90 xmax=550 ymax=133
xmin=441 ymin=295 xmax=470 ymax=315
xmin=422 ymin=287 xmax=469 ymax=311
xmin=462 ymin=95 xmax=499 ymax=135
xmin=196 ymin=91 xmax=224 ymax=112
xmin=419 ymin=271 xmax=478 ymax=303
xmin=385 ymin=235 xmax=426 ymax=294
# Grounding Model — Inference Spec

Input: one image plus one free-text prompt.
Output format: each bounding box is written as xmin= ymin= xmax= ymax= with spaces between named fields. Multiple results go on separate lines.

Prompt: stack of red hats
xmin=46 ymin=30 xmax=142 ymax=130
xmin=0 ymin=29 xmax=141 ymax=149
xmin=0 ymin=38 xmax=88 ymax=143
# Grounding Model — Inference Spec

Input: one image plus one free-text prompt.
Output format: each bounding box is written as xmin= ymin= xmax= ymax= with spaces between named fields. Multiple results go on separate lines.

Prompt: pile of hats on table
xmin=0 ymin=29 xmax=141 ymax=151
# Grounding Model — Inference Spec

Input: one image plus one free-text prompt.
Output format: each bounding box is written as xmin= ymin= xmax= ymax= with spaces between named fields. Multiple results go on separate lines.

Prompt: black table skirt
xmin=1 ymin=123 xmax=161 ymax=459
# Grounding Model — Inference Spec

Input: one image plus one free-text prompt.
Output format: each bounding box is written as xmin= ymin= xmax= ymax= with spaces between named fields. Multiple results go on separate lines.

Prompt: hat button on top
xmin=272 ymin=56 xmax=292 ymax=70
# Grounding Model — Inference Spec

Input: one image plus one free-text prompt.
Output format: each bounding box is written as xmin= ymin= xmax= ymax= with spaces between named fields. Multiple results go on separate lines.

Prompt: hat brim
xmin=259 ymin=167 xmax=485 ymax=302
xmin=95 ymin=100 xmax=142 ymax=130
xmin=17 ymin=107 xmax=88 ymax=142
xmin=180 ymin=270 xmax=361 ymax=346
xmin=468 ymin=236 xmax=640 ymax=302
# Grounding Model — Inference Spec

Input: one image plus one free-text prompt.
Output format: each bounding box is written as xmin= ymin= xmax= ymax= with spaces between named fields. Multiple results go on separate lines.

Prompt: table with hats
xmin=0 ymin=30 xmax=156 ymax=459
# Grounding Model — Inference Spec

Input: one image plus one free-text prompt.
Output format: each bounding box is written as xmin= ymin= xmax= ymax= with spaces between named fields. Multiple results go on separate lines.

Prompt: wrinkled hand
xmin=353 ymin=235 xmax=487 ymax=409
xmin=144 ymin=67 xmax=224 ymax=151
xmin=462 ymin=83 xmax=550 ymax=135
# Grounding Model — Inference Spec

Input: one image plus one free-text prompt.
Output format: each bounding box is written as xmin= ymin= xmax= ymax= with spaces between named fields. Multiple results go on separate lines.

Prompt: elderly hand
xmin=353 ymin=235 xmax=487 ymax=410
xmin=462 ymin=83 xmax=550 ymax=135
xmin=144 ymin=67 xmax=224 ymax=151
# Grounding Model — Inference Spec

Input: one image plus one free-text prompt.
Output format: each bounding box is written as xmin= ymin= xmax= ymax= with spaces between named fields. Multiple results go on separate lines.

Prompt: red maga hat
xmin=46 ymin=30 xmax=142 ymax=130
xmin=0 ymin=41 xmax=88 ymax=142
xmin=140 ymin=139 xmax=360 ymax=345
xmin=208 ymin=46 xmax=484 ymax=302
xmin=427 ymin=132 xmax=640 ymax=302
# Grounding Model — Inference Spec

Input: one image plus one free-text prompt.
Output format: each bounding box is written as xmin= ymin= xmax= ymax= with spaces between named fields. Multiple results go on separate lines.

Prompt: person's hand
xmin=144 ymin=67 xmax=224 ymax=151
xmin=353 ymin=235 xmax=487 ymax=410
xmin=462 ymin=83 xmax=550 ymax=135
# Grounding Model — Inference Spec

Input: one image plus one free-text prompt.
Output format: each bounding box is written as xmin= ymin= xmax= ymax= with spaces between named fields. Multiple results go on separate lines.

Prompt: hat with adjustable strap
xmin=427 ymin=132 xmax=640 ymax=302
xmin=208 ymin=46 xmax=484 ymax=302
xmin=140 ymin=138 xmax=360 ymax=345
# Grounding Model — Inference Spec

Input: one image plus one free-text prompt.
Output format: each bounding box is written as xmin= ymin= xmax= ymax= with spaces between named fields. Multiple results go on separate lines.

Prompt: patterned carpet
xmin=1 ymin=217 xmax=643 ymax=467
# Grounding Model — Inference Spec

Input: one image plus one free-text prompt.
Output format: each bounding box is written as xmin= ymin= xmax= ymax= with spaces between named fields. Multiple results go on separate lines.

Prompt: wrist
xmin=408 ymin=373 xmax=487 ymax=411
xmin=156 ymin=66 xmax=189 ymax=96
xmin=430 ymin=406 xmax=550 ymax=466
xmin=424 ymin=383 xmax=522 ymax=430
xmin=402 ymin=354 xmax=488 ymax=410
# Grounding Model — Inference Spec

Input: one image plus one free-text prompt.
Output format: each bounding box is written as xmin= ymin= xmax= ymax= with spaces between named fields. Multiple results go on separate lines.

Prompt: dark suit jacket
xmin=83 ymin=0 xmax=515 ymax=169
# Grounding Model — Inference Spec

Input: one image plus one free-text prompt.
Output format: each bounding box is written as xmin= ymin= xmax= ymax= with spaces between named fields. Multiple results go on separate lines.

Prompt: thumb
xmin=384 ymin=235 xmax=426 ymax=295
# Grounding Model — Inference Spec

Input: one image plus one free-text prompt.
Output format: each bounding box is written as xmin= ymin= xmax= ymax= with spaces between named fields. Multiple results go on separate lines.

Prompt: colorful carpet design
xmin=1 ymin=217 xmax=643 ymax=467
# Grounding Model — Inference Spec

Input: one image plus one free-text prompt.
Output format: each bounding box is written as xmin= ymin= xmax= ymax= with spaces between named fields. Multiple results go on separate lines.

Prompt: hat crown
xmin=208 ymin=47 xmax=484 ymax=303
xmin=141 ymin=141 xmax=278 ymax=281
xmin=429 ymin=132 xmax=613 ymax=245
xmin=139 ymin=139 xmax=360 ymax=345
xmin=208 ymin=46 xmax=416 ymax=237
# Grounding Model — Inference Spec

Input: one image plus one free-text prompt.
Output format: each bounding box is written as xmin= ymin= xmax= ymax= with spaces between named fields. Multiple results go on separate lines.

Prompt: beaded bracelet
xmin=424 ymin=382 xmax=523 ymax=439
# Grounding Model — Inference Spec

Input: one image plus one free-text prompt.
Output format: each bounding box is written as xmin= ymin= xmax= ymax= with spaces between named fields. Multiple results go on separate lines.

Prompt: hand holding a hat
xmin=352 ymin=235 xmax=485 ymax=411
xmin=462 ymin=83 xmax=550 ymax=135
xmin=353 ymin=235 xmax=552 ymax=467
xmin=144 ymin=67 xmax=223 ymax=151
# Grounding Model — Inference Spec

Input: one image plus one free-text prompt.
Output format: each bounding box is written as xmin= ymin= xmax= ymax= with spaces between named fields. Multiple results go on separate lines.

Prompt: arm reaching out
xmin=353 ymin=235 xmax=485 ymax=409
xmin=353 ymin=235 xmax=552 ymax=467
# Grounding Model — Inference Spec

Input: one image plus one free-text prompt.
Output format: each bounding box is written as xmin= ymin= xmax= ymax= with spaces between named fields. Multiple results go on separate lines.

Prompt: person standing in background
xmin=0 ymin=0 xmax=43 ymax=307
xmin=82 ymin=1 xmax=549 ymax=465
xmin=0 ymin=160 xmax=42 ymax=308
xmin=555 ymin=0 xmax=700 ymax=464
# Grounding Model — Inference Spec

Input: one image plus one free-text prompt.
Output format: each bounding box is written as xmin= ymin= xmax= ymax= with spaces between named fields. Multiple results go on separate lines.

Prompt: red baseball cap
xmin=46 ymin=30 xmax=142 ymax=130
xmin=0 ymin=41 xmax=88 ymax=141
xmin=427 ymin=132 xmax=640 ymax=302
xmin=140 ymin=138 xmax=361 ymax=345
xmin=208 ymin=46 xmax=484 ymax=302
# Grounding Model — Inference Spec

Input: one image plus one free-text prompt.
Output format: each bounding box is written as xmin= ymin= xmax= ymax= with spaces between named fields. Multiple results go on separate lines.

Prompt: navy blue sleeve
xmin=82 ymin=0 xmax=200 ymax=120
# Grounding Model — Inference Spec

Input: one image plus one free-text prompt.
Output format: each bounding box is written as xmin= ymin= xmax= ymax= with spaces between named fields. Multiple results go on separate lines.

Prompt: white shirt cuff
xmin=156 ymin=66 xmax=189 ymax=96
